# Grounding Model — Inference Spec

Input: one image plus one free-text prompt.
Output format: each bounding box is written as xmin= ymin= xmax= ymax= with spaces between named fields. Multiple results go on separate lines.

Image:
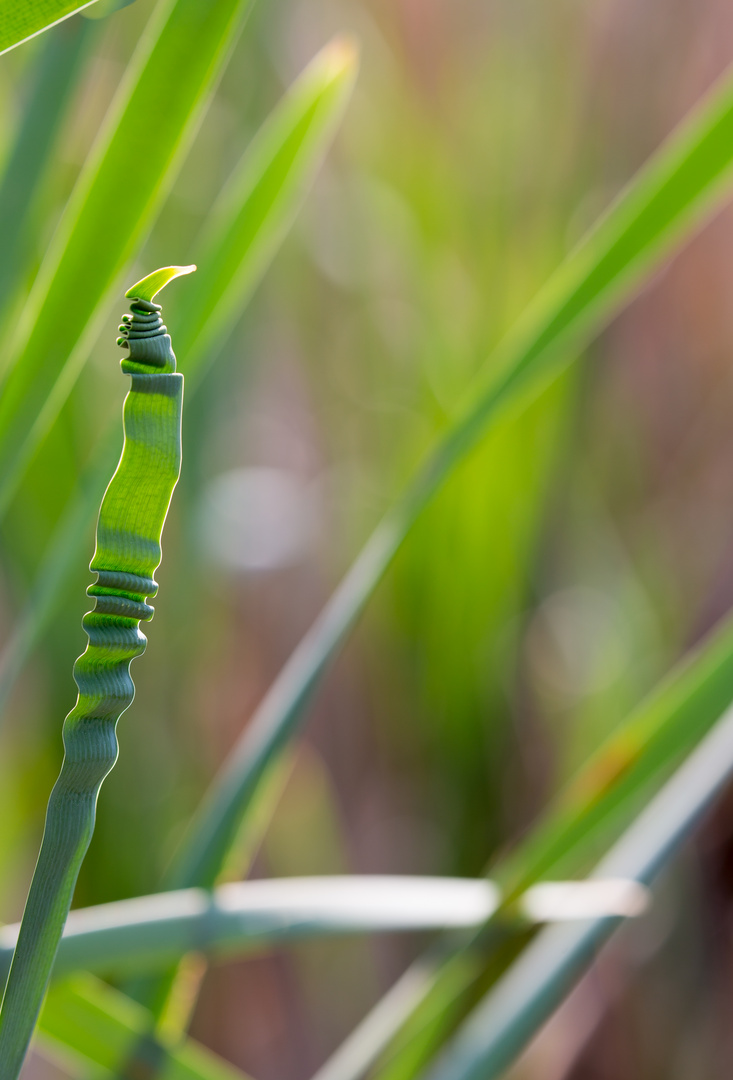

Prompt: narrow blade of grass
xmin=175 ymin=34 xmax=359 ymax=380
xmin=168 ymin=58 xmax=733 ymax=895
xmin=0 ymin=0 xmax=254 ymax=517
xmin=0 ymin=876 xmax=645 ymax=983
xmin=0 ymin=877 xmax=499 ymax=981
xmin=0 ymin=0 xmax=99 ymax=55
xmin=0 ymin=15 xmax=93 ymax=315
xmin=0 ymin=442 xmax=116 ymax=717
xmin=39 ymin=975 xmax=252 ymax=1079
xmin=420 ymin=702 xmax=733 ymax=1080
xmin=317 ymin=610 xmax=733 ymax=1080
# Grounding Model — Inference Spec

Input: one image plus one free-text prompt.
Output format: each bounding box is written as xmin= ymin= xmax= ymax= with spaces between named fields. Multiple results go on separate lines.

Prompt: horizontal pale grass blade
xmin=169 ymin=58 xmax=733 ymax=894
xmin=0 ymin=877 xmax=648 ymax=983
xmin=39 ymin=974 xmax=252 ymax=1078
xmin=0 ymin=0 xmax=254 ymax=517
xmin=421 ymin=702 xmax=733 ymax=1080
xmin=0 ymin=0 xmax=98 ymax=55
xmin=0 ymin=35 xmax=358 ymax=724
xmin=0 ymin=878 xmax=499 ymax=980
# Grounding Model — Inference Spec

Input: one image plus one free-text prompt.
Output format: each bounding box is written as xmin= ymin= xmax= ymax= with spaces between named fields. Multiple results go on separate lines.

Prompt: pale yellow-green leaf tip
xmin=319 ymin=34 xmax=360 ymax=80
xmin=125 ymin=265 xmax=197 ymax=303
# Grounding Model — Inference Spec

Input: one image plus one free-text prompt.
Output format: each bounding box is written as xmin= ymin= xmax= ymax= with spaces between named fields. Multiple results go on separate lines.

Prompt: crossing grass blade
xmin=0 ymin=877 xmax=647 ymax=983
xmin=38 ymin=975 xmax=253 ymax=1079
xmin=0 ymin=0 xmax=255 ymax=518
xmin=0 ymin=0 xmax=99 ymax=55
xmin=316 ymin=609 xmax=733 ymax=1080
xmin=167 ymin=57 xmax=733 ymax=897
xmin=420 ymin=703 xmax=733 ymax=1080
xmin=0 ymin=878 xmax=497 ymax=981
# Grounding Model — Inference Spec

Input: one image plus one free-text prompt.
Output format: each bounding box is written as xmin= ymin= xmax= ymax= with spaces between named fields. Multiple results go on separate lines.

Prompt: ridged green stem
xmin=0 ymin=272 xmax=187 ymax=1078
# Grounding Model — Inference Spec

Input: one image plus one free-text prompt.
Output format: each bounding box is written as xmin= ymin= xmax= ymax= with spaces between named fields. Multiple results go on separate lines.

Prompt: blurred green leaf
xmin=0 ymin=0 xmax=255 ymax=516
xmin=323 ymin=610 xmax=733 ymax=1080
xmin=0 ymin=16 xmax=92 ymax=312
xmin=420 ymin=702 xmax=733 ymax=1080
xmin=497 ymin=612 xmax=733 ymax=894
xmin=39 ymin=975 xmax=252 ymax=1078
xmin=0 ymin=0 xmax=98 ymax=55
xmin=176 ymin=34 xmax=359 ymax=379
xmin=0 ymin=33 xmax=359 ymax=722
xmin=168 ymin=57 xmax=733 ymax=896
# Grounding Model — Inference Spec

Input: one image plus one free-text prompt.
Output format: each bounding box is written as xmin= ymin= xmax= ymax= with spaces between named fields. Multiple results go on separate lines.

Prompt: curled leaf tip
xmin=125 ymin=264 xmax=197 ymax=303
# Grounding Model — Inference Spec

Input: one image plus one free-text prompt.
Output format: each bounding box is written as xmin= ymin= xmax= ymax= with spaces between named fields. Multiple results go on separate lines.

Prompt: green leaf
xmin=39 ymin=975 xmax=252 ymax=1078
xmin=0 ymin=274 xmax=188 ymax=1077
xmin=168 ymin=57 xmax=733 ymax=896
xmin=495 ymin=611 xmax=733 ymax=895
xmin=174 ymin=34 xmax=359 ymax=379
xmin=0 ymin=0 xmax=254 ymax=517
xmin=0 ymin=15 xmax=93 ymax=313
xmin=321 ymin=608 xmax=733 ymax=1080
xmin=420 ymin=703 xmax=733 ymax=1080
xmin=0 ymin=445 xmax=116 ymax=717
xmin=0 ymin=0 xmax=99 ymax=56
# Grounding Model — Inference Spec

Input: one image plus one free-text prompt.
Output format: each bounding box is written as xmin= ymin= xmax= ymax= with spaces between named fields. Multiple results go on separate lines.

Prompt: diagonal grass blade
xmin=0 ymin=0 xmax=254 ymax=518
xmin=420 ymin=702 xmax=733 ymax=1080
xmin=168 ymin=57 xmax=733 ymax=896
xmin=0 ymin=0 xmax=99 ymax=55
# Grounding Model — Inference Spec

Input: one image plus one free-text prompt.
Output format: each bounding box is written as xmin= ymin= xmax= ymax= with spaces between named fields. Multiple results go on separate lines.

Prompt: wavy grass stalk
xmin=0 ymin=265 xmax=194 ymax=1078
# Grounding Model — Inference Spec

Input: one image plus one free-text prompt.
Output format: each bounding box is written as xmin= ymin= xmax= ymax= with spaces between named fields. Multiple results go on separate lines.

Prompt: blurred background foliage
xmin=4 ymin=0 xmax=733 ymax=1076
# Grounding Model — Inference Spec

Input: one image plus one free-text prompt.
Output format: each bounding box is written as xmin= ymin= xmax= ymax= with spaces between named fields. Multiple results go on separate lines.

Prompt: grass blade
xmin=169 ymin=58 xmax=733 ymax=895
xmin=0 ymin=271 xmax=189 ymax=1077
xmin=496 ymin=611 xmax=733 ymax=895
xmin=0 ymin=445 xmax=116 ymax=717
xmin=0 ymin=0 xmax=99 ymax=55
xmin=39 ymin=975 xmax=253 ymax=1078
xmin=174 ymin=34 xmax=359 ymax=380
xmin=421 ymin=702 xmax=733 ymax=1080
xmin=318 ymin=609 xmax=733 ymax=1080
xmin=0 ymin=877 xmax=500 ymax=980
xmin=0 ymin=15 xmax=93 ymax=312
xmin=0 ymin=877 xmax=646 ymax=982
xmin=0 ymin=0 xmax=254 ymax=517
